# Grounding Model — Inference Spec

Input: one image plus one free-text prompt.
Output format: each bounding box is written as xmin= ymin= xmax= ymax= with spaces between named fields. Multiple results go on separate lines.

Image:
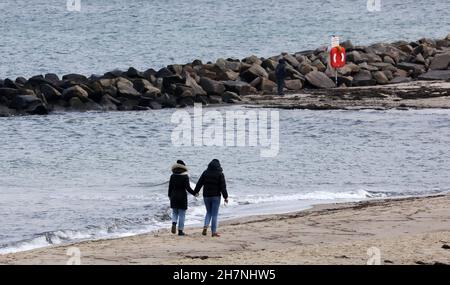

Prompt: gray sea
xmin=0 ymin=0 xmax=449 ymax=78
xmin=1 ymin=1 xmax=450 ymax=254
xmin=1 ymin=107 xmax=449 ymax=253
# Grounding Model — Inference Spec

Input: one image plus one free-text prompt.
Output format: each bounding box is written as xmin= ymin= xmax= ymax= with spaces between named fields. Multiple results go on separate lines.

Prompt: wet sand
xmin=245 ymin=81 xmax=450 ymax=110
xmin=1 ymin=194 xmax=450 ymax=265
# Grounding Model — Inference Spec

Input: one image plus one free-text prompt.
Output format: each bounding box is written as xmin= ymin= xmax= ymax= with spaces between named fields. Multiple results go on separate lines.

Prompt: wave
xmin=231 ymin=189 xmax=386 ymax=205
xmin=0 ymin=189 xmax=387 ymax=255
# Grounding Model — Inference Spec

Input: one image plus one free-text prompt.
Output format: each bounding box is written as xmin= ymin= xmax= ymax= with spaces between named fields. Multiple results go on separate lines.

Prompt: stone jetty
xmin=1 ymin=34 xmax=450 ymax=116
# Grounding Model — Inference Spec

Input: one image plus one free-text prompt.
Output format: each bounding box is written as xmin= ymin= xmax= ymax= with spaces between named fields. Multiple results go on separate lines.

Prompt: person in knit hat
xmin=168 ymin=160 xmax=196 ymax=236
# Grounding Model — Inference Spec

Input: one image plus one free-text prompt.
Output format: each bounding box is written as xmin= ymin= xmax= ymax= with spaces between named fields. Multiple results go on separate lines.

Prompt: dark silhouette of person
xmin=275 ymin=59 xmax=287 ymax=95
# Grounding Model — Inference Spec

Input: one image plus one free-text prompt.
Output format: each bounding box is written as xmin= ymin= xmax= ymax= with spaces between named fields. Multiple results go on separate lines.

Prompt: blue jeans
xmin=203 ymin=196 xmax=221 ymax=233
xmin=171 ymin=208 xmax=186 ymax=231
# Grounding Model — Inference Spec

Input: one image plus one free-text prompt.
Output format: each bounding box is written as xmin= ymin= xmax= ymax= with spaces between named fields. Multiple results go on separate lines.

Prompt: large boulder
xmin=241 ymin=64 xmax=269 ymax=82
xmin=9 ymin=95 xmax=41 ymax=110
xmin=358 ymin=62 xmax=379 ymax=72
xmin=223 ymin=81 xmax=258 ymax=95
xmin=352 ymin=70 xmax=376 ymax=86
xmin=62 ymin=74 xmax=88 ymax=84
xmin=370 ymin=62 xmax=395 ymax=70
xmin=199 ymin=77 xmax=225 ymax=95
xmin=367 ymin=43 xmax=408 ymax=63
xmin=412 ymin=53 xmax=426 ymax=64
xmin=258 ymin=78 xmax=277 ymax=93
xmin=363 ymin=53 xmax=383 ymax=63
xmin=156 ymin=67 xmax=174 ymax=78
xmin=418 ymin=70 xmax=450 ymax=81
xmin=305 ymin=71 xmax=335 ymax=89
xmin=242 ymin=55 xmax=262 ymax=66
xmin=185 ymin=74 xmax=206 ymax=96
xmin=168 ymin=64 xmax=183 ymax=76
xmin=0 ymin=87 xmax=21 ymax=100
xmin=283 ymin=53 xmax=300 ymax=67
xmin=15 ymin=77 xmax=27 ymax=86
xmin=284 ymin=79 xmax=303 ymax=91
xmin=262 ymin=58 xmax=278 ymax=71
xmin=286 ymin=66 xmax=305 ymax=80
xmin=311 ymin=59 xmax=326 ymax=72
xmin=217 ymin=69 xmax=240 ymax=81
xmin=62 ymin=85 xmax=89 ymax=102
xmin=383 ymin=56 xmax=396 ymax=65
xmin=222 ymin=91 xmax=241 ymax=103
xmin=44 ymin=73 xmax=60 ymax=85
xmin=216 ymin=59 xmax=241 ymax=72
xmin=26 ymin=101 xmax=48 ymax=115
xmin=40 ymin=84 xmax=62 ymax=101
xmin=396 ymin=44 xmax=414 ymax=54
xmin=69 ymin=97 xmax=87 ymax=111
xmin=396 ymin=62 xmax=426 ymax=77
xmin=155 ymin=93 xmax=177 ymax=108
xmin=429 ymin=53 xmax=450 ymax=70
xmin=4 ymin=78 xmax=19 ymax=89
xmin=99 ymin=94 xmax=119 ymax=111
xmin=338 ymin=63 xmax=360 ymax=75
xmin=116 ymin=78 xmax=142 ymax=99
xmin=133 ymin=78 xmax=160 ymax=95
xmin=126 ymin=67 xmax=145 ymax=78
xmin=347 ymin=51 xmax=364 ymax=63
xmin=178 ymin=96 xmax=195 ymax=107
xmin=373 ymin=71 xmax=389 ymax=84
xmin=298 ymin=63 xmax=316 ymax=75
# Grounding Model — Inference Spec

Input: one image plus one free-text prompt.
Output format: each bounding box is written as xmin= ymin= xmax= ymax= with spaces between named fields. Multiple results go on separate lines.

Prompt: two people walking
xmin=168 ymin=159 xmax=228 ymax=237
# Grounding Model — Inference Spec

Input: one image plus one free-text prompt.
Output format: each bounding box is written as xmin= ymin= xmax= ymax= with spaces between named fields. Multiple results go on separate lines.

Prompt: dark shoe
xmin=202 ymin=227 xmax=207 ymax=236
xmin=212 ymin=233 xmax=221 ymax=237
xmin=171 ymin=223 xmax=177 ymax=234
xmin=178 ymin=230 xmax=186 ymax=236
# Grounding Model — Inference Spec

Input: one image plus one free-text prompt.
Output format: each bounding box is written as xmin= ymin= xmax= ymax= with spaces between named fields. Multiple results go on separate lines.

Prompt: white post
xmin=335 ymin=69 xmax=338 ymax=86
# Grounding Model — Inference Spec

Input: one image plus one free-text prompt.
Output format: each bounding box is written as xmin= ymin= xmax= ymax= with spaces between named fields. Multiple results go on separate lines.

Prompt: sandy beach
xmin=1 ymin=194 xmax=450 ymax=265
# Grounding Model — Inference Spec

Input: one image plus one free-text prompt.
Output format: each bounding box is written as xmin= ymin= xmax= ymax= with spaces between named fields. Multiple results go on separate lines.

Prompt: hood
xmin=171 ymin=163 xmax=188 ymax=174
xmin=207 ymin=159 xmax=223 ymax=172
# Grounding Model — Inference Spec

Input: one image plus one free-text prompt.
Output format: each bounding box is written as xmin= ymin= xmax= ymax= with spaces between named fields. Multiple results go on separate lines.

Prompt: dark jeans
xmin=203 ymin=196 xmax=221 ymax=233
xmin=277 ymin=78 xmax=285 ymax=95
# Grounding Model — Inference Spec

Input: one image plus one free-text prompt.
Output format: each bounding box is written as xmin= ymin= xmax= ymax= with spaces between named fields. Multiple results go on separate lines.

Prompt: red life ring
xmin=330 ymin=46 xmax=346 ymax=68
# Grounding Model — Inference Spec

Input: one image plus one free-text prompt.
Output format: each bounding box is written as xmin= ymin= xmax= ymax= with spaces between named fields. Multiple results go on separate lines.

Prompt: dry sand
xmin=1 ymin=194 xmax=450 ymax=265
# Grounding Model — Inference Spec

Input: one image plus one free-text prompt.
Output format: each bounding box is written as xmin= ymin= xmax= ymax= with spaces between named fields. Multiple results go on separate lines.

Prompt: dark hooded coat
xmin=168 ymin=163 xmax=196 ymax=210
xmin=194 ymin=159 xmax=228 ymax=199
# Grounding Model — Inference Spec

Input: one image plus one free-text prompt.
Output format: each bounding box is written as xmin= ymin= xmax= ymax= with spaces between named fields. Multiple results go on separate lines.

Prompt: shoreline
xmin=2 ymin=193 xmax=450 ymax=265
xmin=1 ymin=35 xmax=450 ymax=117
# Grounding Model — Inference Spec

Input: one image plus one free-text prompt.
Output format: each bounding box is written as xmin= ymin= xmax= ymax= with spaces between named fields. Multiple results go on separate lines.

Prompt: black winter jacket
xmin=168 ymin=164 xmax=196 ymax=210
xmin=194 ymin=160 xmax=228 ymax=199
xmin=275 ymin=62 xmax=287 ymax=80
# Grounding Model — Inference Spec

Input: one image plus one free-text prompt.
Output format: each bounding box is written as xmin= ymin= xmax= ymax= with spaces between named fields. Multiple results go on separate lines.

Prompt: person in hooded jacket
xmin=194 ymin=159 xmax=229 ymax=237
xmin=168 ymin=160 xmax=196 ymax=236
xmin=275 ymin=58 xmax=287 ymax=96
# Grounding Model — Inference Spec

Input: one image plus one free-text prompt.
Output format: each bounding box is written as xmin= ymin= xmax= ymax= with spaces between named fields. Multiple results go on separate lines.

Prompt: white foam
xmin=234 ymin=189 xmax=384 ymax=205
xmin=0 ymin=190 xmax=386 ymax=255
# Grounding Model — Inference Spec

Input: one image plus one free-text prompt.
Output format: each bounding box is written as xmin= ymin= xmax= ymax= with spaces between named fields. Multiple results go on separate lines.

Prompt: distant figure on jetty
xmin=168 ymin=160 xmax=197 ymax=236
xmin=275 ymin=58 xmax=287 ymax=96
xmin=195 ymin=159 xmax=229 ymax=237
